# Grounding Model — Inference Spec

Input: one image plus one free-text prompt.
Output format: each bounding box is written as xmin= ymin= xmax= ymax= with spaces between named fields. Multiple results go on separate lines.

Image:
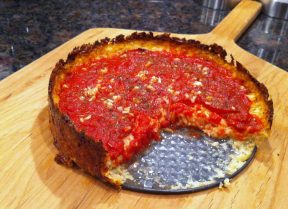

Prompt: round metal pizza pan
xmin=122 ymin=129 xmax=256 ymax=194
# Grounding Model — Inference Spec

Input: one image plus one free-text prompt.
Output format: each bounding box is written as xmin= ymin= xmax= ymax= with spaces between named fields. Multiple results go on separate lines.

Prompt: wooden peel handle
xmin=211 ymin=0 xmax=262 ymax=41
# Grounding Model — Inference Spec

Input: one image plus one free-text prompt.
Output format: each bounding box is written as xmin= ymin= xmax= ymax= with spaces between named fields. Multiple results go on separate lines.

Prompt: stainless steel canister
xmin=200 ymin=0 xmax=288 ymax=20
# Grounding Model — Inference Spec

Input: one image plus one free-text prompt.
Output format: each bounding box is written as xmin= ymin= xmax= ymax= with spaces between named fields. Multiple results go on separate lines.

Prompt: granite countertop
xmin=0 ymin=0 xmax=287 ymax=80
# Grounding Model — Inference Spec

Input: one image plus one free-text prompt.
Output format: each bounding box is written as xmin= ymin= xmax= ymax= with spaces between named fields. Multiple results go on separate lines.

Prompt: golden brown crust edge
xmin=48 ymin=32 xmax=273 ymax=185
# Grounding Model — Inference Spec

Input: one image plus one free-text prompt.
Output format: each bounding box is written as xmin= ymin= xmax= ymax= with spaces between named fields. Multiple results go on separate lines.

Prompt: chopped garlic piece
xmin=150 ymin=76 xmax=162 ymax=84
xmin=136 ymin=70 xmax=148 ymax=79
xmin=84 ymin=84 xmax=101 ymax=97
xmin=145 ymin=61 xmax=152 ymax=67
xmin=191 ymin=95 xmax=197 ymax=103
xmin=100 ymin=67 xmax=108 ymax=74
xmin=123 ymin=134 xmax=134 ymax=149
xmin=193 ymin=81 xmax=203 ymax=86
xmin=117 ymin=106 xmax=123 ymax=111
xmin=167 ymin=86 xmax=174 ymax=94
xmin=104 ymin=99 xmax=114 ymax=109
xmin=80 ymin=115 xmax=91 ymax=123
xmin=88 ymin=95 xmax=95 ymax=102
xmin=202 ymin=67 xmax=209 ymax=75
xmin=122 ymin=107 xmax=131 ymax=114
xmin=146 ymin=84 xmax=155 ymax=91
xmin=112 ymin=95 xmax=121 ymax=101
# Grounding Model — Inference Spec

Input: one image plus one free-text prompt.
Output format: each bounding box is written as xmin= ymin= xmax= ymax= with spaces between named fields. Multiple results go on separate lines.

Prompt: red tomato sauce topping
xmin=58 ymin=49 xmax=263 ymax=161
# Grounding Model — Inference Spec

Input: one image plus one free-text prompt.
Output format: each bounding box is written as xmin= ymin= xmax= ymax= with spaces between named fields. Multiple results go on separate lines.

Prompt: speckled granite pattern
xmin=0 ymin=0 xmax=287 ymax=80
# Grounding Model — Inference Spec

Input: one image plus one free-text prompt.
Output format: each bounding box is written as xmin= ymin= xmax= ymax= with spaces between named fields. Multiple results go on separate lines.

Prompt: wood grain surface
xmin=0 ymin=1 xmax=287 ymax=209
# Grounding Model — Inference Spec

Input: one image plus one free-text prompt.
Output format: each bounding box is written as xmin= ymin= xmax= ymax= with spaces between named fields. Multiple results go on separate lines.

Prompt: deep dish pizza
xmin=48 ymin=32 xmax=273 ymax=186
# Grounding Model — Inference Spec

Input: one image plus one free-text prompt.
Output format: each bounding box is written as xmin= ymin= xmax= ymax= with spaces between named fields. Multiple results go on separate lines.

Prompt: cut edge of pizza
xmin=48 ymin=32 xmax=273 ymax=187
